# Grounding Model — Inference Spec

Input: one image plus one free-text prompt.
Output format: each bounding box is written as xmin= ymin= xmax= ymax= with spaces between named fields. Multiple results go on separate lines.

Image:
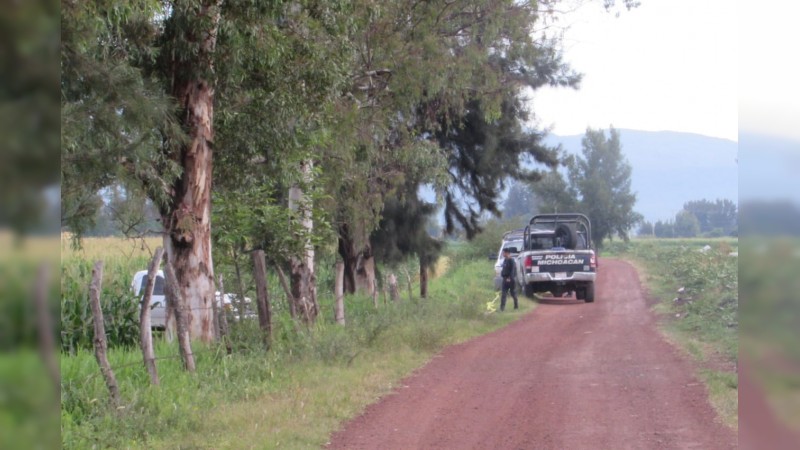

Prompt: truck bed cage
xmin=524 ymin=213 xmax=593 ymax=250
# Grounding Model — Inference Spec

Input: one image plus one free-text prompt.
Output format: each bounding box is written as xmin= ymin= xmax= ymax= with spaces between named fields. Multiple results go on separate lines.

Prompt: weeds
xmin=614 ymin=237 xmax=739 ymax=428
xmin=59 ymin=238 xmax=518 ymax=449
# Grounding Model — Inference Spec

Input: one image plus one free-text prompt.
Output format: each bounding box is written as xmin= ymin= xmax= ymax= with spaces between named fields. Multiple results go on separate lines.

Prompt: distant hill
xmin=543 ymin=129 xmax=738 ymax=223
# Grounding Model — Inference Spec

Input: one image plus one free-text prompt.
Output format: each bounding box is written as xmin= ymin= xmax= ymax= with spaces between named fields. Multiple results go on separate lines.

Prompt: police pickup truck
xmin=515 ymin=213 xmax=597 ymax=302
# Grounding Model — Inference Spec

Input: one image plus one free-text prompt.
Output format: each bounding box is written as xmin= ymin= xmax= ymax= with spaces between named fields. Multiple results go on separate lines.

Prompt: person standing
xmin=500 ymin=248 xmax=519 ymax=311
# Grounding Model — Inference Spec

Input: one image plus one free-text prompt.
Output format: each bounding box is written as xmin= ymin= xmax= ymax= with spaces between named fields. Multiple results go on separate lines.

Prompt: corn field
xmin=60 ymin=235 xmax=161 ymax=353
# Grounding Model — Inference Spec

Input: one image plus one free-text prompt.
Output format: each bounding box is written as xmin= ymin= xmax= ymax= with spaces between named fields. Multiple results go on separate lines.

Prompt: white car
xmin=131 ymin=270 xmax=251 ymax=329
xmin=493 ymin=229 xmax=525 ymax=290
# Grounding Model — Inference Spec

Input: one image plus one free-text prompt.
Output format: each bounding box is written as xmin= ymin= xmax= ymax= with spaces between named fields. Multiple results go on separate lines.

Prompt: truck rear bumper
xmin=523 ymin=271 xmax=595 ymax=284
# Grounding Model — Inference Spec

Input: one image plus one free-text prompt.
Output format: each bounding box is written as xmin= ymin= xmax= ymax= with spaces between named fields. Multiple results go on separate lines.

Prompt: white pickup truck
xmin=515 ymin=213 xmax=597 ymax=302
xmin=493 ymin=228 xmax=525 ymax=290
xmin=131 ymin=270 xmax=250 ymax=329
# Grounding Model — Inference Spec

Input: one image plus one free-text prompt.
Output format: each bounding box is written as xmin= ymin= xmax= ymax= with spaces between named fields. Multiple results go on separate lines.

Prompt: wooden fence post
xmin=89 ymin=261 xmax=120 ymax=405
xmin=140 ymin=247 xmax=163 ymax=385
xmin=165 ymin=261 xmax=195 ymax=372
xmin=251 ymin=250 xmax=272 ymax=346
xmin=274 ymin=263 xmax=297 ymax=320
xmin=334 ymin=260 xmax=345 ymax=325
xmin=217 ymin=274 xmax=231 ymax=354
xmin=388 ymin=272 xmax=399 ymax=302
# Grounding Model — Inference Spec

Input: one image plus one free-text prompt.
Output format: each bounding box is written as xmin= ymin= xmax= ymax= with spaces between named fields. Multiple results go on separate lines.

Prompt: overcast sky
xmin=530 ymin=0 xmax=740 ymax=142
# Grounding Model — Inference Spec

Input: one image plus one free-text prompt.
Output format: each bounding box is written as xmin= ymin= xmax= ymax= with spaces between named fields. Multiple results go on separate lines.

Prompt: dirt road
xmin=327 ymin=258 xmax=736 ymax=449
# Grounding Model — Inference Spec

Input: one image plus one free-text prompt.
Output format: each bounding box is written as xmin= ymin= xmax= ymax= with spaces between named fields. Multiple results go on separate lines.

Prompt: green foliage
xmin=674 ymin=209 xmax=701 ymax=238
xmin=456 ymin=217 xmax=525 ymax=262
xmin=637 ymin=220 xmax=654 ymax=236
xmin=60 ymin=240 xmax=526 ymax=449
xmin=529 ymin=168 xmax=580 ymax=214
xmin=614 ymin=238 xmax=738 ymax=362
xmin=0 ymin=0 xmax=60 ymax=234
xmin=654 ymin=219 xmax=675 ymax=238
xmin=502 ymin=180 xmax=539 ymax=221
xmin=0 ymin=352 xmax=60 ymax=450
xmin=436 ymin=97 xmax=561 ymax=238
xmin=60 ymin=256 xmax=147 ymax=353
xmin=566 ymin=127 xmax=642 ymax=247
xmin=683 ymin=199 xmax=737 ymax=236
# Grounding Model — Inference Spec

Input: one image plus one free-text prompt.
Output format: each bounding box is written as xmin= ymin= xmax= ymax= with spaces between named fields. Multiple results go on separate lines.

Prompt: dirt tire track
xmin=327 ymin=258 xmax=736 ymax=449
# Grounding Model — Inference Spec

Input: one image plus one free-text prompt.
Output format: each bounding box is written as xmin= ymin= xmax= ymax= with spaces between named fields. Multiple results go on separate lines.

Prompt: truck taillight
xmin=524 ymin=255 xmax=533 ymax=268
xmin=590 ymin=255 xmax=597 ymax=269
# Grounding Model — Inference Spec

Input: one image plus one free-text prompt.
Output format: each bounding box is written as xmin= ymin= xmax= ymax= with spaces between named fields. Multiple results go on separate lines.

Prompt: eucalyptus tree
xmin=379 ymin=0 xmax=642 ymax=280
xmin=366 ymin=0 xmax=578 ymax=298
xmin=62 ymin=1 xmax=351 ymax=339
xmin=211 ymin=2 xmax=354 ymax=324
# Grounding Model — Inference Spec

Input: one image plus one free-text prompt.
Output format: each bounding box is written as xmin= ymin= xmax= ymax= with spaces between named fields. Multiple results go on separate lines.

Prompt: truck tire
xmin=584 ymin=283 xmax=595 ymax=303
xmin=524 ymin=283 xmax=535 ymax=298
xmin=555 ymin=223 xmax=578 ymax=250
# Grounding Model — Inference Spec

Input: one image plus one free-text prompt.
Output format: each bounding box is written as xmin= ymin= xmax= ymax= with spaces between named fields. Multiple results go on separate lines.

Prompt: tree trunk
xmin=89 ymin=261 xmax=120 ymax=405
xmin=251 ymin=250 xmax=272 ymax=346
xmin=356 ymin=248 xmax=377 ymax=297
xmin=274 ymin=262 xmax=297 ymax=320
xmin=419 ymin=257 xmax=429 ymax=299
xmin=140 ymin=247 xmax=163 ymax=385
xmin=402 ymin=266 xmax=413 ymax=302
xmin=160 ymin=0 xmax=222 ymax=344
xmin=372 ymin=278 xmax=379 ymax=308
xmin=337 ymin=225 xmax=358 ymax=295
xmin=334 ymin=260 xmax=345 ymax=325
xmin=164 ymin=260 xmax=196 ymax=372
xmin=337 ymin=224 xmax=376 ymax=296
xmin=289 ymin=160 xmax=318 ymax=324
xmin=388 ymin=272 xmax=399 ymax=302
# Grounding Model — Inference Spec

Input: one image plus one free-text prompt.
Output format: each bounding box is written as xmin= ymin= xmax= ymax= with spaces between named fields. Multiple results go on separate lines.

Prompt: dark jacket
xmin=501 ymin=257 xmax=516 ymax=280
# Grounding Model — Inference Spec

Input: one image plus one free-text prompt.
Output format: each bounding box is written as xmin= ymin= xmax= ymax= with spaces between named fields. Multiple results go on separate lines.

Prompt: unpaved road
xmin=328 ymin=258 xmax=737 ymax=449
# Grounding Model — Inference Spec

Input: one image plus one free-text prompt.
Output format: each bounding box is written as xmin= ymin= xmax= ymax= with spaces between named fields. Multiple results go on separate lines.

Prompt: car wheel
xmin=524 ymin=283 xmax=535 ymax=298
xmin=584 ymin=283 xmax=595 ymax=303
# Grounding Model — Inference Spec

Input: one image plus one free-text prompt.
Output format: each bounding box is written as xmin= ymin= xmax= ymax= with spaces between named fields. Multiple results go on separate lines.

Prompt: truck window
xmin=138 ymin=275 xmax=166 ymax=296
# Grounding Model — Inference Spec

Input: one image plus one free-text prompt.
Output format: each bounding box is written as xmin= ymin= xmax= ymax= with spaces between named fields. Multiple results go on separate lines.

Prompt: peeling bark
xmin=388 ymin=272 xmax=399 ymax=302
xmin=337 ymin=225 xmax=376 ymax=297
xmin=160 ymin=0 xmax=222 ymax=344
xmin=289 ymin=160 xmax=318 ymax=324
xmin=165 ymin=261 xmax=196 ymax=372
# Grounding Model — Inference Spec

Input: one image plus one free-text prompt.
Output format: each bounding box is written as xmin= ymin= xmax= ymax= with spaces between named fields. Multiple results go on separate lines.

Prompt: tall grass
xmin=60 ymin=239 xmax=526 ymax=449
xmin=60 ymin=235 xmax=157 ymax=353
xmin=1 ymin=232 xmax=61 ymax=449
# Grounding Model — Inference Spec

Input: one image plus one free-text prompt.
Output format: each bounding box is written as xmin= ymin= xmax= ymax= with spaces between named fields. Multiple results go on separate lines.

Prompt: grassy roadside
xmin=61 ymin=252 xmax=534 ymax=449
xmin=605 ymin=238 xmax=738 ymax=429
xmin=607 ymin=239 xmax=738 ymax=429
